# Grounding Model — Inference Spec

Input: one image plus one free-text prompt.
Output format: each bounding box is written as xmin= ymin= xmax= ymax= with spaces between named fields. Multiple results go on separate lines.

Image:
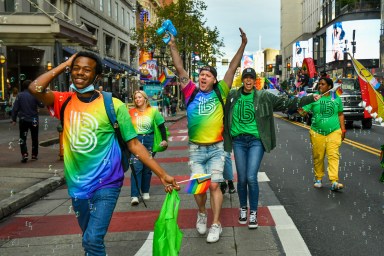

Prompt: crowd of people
xmin=4 ymin=27 xmax=382 ymax=255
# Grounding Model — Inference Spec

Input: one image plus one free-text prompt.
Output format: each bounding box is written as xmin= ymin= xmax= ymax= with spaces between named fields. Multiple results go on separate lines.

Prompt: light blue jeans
xmin=72 ymin=187 xmax=121 ymax=256
xmin=131 ymin=134 xmax=155 ymax=197
xmin=233 ymin=135 xmax=264 ymax=212
xmin=188 ymin=141 xmax=225 ymax=183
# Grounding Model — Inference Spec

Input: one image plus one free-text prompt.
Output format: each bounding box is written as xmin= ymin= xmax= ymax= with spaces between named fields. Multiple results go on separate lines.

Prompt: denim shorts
xmin=188 ymin=141 xmax=225 ymax=183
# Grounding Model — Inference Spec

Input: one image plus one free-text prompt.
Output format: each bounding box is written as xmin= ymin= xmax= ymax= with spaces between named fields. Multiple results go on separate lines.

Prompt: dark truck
xmin=336 ymin=78 xmax=372 ymax=129
xmin=304 ymin=78 xmax=372 ymax=129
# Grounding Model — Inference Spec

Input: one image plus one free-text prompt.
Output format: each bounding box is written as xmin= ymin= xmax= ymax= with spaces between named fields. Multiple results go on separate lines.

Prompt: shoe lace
xmin=240 ymin=208 xmax=247 ymax=219
xmin=249 ymin=211 xmax=257 ymax=222
xmin=210 ymin=224 xmax=221 ymax=233
xmin=197 ymin=213 xmax=207 ymax=224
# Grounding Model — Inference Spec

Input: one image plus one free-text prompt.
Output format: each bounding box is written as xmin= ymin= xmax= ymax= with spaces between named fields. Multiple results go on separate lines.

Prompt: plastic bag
xmin=153 ymin=190 xmax=183 ymax=256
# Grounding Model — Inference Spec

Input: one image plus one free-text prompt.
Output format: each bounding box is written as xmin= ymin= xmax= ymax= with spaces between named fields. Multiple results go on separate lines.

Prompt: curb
xmin=0 ymin=175 xmax=65 ymax=220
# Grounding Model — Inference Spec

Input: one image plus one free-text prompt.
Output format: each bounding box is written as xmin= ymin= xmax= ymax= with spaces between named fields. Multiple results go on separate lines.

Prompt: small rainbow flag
xmin=158 ymin=72 xmax=170 ymax=87
xmin=183 ymin=174 xmax=211 ymax=194
xmin=331 ymin=84 xmax=343 ymax=100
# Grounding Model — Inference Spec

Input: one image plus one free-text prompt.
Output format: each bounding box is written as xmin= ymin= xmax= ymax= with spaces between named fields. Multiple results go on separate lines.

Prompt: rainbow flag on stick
xmin=179 ymin=174 xmax=211 ymax=194
xmin=158 ymin=72 xmax=171 ymax=87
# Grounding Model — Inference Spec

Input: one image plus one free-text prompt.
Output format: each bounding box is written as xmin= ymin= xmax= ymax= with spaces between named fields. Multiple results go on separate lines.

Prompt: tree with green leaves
xmin=131 ymin=0 xmax=224 ymax=73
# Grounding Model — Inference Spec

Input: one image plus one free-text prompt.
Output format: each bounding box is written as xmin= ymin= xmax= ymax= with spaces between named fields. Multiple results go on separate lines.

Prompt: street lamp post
xmin=0 ymin=54 xmax=6 ymax=100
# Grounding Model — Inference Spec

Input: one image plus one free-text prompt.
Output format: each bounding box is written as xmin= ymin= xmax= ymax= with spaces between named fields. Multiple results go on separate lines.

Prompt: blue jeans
xmin=72 ymin=187 xmax=121 ymax=256
xmin=223 ymin=151 xmax=234 ymax=181
xmin=233 ymin=135 xmax=264 ymax=212
xmin=189 ymin=141 xmax=225 ymax=183
xmin=131 ymin=134 xmax=155 ymax=197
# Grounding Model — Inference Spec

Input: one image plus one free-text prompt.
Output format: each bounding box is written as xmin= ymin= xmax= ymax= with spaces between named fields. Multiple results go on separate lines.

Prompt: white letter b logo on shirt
xmin=69 ymin=111 xmax=98 ymax=153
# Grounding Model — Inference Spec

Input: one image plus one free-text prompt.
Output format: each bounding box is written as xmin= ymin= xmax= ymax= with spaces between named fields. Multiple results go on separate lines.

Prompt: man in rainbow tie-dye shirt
xmin=168 ymin=28 xmax=248 ymax=243
xmin=28 ymin=51 xmax=179 ymax=256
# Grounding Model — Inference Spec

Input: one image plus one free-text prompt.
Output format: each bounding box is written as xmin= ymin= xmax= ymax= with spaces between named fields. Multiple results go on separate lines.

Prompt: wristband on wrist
xmin=341 ymin=129 xmax=347 ymax=133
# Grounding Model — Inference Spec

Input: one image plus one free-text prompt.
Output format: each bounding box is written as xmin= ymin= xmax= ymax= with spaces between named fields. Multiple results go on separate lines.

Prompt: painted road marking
xmin=135 ymin=232 xmax=153 ymax=256
xmin=274 ymin=113 xmax=381 ymax=157
xmin=0 ymin=207 xmax=274 ymax=239
xmin=268 ymin=205 xmax=311 ymax=256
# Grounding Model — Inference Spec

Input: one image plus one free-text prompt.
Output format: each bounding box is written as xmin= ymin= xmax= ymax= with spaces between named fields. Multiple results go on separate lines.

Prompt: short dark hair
xmin=319 ymin=77 xmax=333 ymax=88
xmin=71 ymin=51 xmax=103 ymax=75
xmin=22 ymin=80 xmax=31 ymax=90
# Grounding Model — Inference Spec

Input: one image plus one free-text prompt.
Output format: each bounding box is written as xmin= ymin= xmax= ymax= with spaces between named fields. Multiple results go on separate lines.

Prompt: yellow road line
xmin=274 ymin=113 xmax=381 ymax=156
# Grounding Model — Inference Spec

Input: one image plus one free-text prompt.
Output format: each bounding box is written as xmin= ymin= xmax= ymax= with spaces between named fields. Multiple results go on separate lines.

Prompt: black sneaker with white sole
xmin=238 ymin=207 xmax=247 ymax=224
xmin=248 ymin=210 xmax=258 ymax=229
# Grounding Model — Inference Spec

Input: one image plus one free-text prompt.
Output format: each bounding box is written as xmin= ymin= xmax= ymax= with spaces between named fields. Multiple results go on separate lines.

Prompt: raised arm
xmin=28 ymin=54 xmax=77 ymax=106
xmin=223 ymin=28 xmax=248 ymax=87
xmin=168 ymin=36 xmax=190 ymax=90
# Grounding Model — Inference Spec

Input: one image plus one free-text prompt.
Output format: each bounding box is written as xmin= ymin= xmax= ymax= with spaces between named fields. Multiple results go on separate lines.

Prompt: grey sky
xmin=202 ymin=0 xmax=281 ymax=59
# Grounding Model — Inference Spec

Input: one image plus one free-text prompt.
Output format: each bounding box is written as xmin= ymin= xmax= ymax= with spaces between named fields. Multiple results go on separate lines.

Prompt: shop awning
xmin=120 ymin=63 xmax=141 ymax=75
xmin=0 ymin=15 xmax=96 ymax=46
xmin=102 ymin=58 xmax=122 ymax=72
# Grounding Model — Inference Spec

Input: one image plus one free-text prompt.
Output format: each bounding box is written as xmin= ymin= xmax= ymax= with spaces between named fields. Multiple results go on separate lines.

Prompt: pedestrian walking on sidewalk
xmin=28 ymin=51 xmax=179 ymax=256
xmin=220 ymin=152 xmax=236 ymax=194
xmin=223 ymin=68 xmax=320 ymax=229
xmin=129 ymin=90 xmax=168 ymax=206
xmin=300 ymin=77 xmax=346 ymax=191
xmin=11 ymin=80 xmax=44 ymax=163
xmin=168 ymin=28 xmax=247 ymax=243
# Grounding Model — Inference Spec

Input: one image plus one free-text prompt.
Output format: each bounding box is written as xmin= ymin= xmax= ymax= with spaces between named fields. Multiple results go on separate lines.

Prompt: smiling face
xmin=198 ymin=70 xmax=217 ymax=92
xmin=242 ymin=75 xmax=255 ymax=93
xmin=134 ymin=91 xmax=147 ymax=109
xmin=71 ymin=57 xmax=97 ymax=89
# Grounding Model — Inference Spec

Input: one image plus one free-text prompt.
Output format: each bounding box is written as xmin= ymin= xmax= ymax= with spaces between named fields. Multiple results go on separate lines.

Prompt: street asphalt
xmin=0 ymin=109 xmax=309 ymax=255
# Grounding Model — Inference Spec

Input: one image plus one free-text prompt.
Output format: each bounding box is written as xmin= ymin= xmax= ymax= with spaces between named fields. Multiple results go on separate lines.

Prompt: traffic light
xmin=267 ymin=64 xmax=273 ymax=72
xmin=287 ymin=63 xmax=291 ymax=71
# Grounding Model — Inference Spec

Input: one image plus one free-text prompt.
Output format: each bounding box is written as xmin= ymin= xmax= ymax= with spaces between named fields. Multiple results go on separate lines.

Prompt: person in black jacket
xmin=11 ymin=80 xmax=44 ymax=162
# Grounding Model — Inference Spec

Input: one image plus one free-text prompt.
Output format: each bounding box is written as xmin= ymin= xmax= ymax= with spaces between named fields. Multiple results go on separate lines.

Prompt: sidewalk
xmin=0 ymin=110 xmax=303 ymax=255
xmin=0 ymin=110 xmax=186 ymax=220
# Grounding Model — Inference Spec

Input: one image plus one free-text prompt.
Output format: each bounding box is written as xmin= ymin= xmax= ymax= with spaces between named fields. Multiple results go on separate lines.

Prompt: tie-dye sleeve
xmin=182 ymin=80 xmax=198 ymax=105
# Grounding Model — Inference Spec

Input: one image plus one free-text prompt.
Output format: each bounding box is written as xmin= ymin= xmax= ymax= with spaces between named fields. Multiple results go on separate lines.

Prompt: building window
xmin=105 ymin=35 xmax=115 ymax=57
xmin=114 ymin=2 xmax=118 ymax=21
xmin=121 ymin=8 xmax=125 ymax=25
xmin=126 ymin=11 xmax=130 ymax=29
xmin=30 ymin=0 xmax=38 ymax=12
xmin=100 ymin=0 xmax=103 ymax=12
xmin=4 ymin=0 xmax=15 ymax=12
xmin=119 ymin=41 xmax=127 ymax=61
xmin=107 ymin=0 xmax=112 ymax=17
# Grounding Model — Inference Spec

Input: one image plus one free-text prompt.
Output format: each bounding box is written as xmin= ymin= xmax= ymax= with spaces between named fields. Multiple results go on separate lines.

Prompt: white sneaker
xmin=314 ymin=180 xmax=323 ymax=188
xmin=143 ymin=193 xmax=150 ymax=200
xmin=206 ymin=223 xmax=222 ymax=243
xmin=131 ymin=197 xmax=139 ymax=206
xmin=196 ymin=212 xmax=207 ymax=235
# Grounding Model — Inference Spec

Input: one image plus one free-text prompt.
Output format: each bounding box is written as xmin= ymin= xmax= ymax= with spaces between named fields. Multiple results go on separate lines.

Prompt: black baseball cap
xmin=199 ymin=66 xmax=217 ymax=79
xmin=242 ymin=68 xmax=256 ymax=79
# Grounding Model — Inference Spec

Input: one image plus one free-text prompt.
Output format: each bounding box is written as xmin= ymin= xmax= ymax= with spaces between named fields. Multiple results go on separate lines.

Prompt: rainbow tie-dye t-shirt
xmin=129 ymin=107 xmax=165 ymax=134
xmin=50 ymin=92 xmax=137 ymax=199
xmin=182 ymin=80 xmax=229 ymax=144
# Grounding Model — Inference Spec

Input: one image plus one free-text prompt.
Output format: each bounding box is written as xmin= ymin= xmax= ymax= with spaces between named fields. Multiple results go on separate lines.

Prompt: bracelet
xmin=341 ymin=129 xmax=347 ymax=133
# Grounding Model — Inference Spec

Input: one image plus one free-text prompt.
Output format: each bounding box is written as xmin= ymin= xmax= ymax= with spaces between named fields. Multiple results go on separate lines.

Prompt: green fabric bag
xmin=153 ymin=121 xmax=170 ymax=152
xmin=153 ymin=190 xmax=183 ymax=256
